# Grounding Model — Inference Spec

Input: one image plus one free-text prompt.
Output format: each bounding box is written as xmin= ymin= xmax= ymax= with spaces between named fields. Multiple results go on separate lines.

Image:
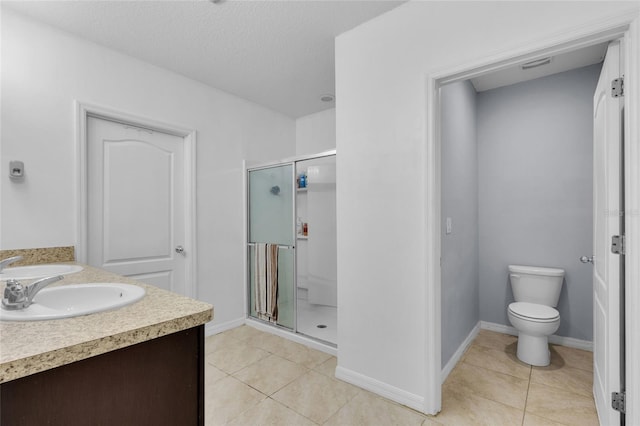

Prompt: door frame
xmin=75 ymin=102 xmax=198 ymax=298
xmin=423 ymin=12 xmax=640 ymax=421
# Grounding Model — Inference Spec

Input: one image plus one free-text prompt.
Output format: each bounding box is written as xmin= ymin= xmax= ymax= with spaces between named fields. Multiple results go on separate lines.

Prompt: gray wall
xmin=441 ymin=80 xmax=480 ymax=366
xmin=477 ymin=63 xmax=602 ymax=341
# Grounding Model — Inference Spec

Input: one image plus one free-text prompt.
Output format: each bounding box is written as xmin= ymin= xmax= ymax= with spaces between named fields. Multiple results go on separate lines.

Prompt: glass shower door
xmin=247 ymin=164 xmax=295 ymax=329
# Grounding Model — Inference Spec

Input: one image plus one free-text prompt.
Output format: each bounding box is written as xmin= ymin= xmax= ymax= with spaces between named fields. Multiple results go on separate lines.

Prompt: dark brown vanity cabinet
xmin=0 ymin=325 xmax=205 ymax=426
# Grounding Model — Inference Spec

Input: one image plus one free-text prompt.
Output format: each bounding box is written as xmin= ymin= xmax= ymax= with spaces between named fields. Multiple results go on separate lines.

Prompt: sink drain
xmin=317 ymin=324 xmax=327 ymax=329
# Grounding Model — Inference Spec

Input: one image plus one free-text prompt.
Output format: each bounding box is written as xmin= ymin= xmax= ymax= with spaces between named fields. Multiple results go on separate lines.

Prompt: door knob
xmin=175 ymin=246 xmax=185 ymax=255
xmin=579 ymin=255 xmax=594 ymax=264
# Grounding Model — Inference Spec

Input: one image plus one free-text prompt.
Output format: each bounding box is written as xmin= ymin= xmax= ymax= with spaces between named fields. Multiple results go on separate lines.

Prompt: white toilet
xmin=507 ymin=264 xmax=565 ymax=366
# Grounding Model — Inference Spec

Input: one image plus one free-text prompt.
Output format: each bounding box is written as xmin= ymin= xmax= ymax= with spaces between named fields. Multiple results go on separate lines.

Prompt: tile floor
xmin=439 ymin=329 xmax=597 ymax=426
xmin=204 ymin=326 xmax=597 ymax=425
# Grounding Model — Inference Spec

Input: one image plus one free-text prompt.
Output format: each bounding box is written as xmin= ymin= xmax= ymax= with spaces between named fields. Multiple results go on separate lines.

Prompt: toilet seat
xmin=508 ymin=302 xmax=559 ymax=322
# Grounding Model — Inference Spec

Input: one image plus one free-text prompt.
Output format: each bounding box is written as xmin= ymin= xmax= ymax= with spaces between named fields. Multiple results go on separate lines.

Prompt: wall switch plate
xmin=9 ymin=160 xmax=25 ymax=180
xmin=445 ymin=217 xmax=452 ymax=235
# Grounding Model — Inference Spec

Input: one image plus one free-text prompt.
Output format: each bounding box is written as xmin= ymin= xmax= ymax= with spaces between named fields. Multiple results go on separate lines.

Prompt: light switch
xmin=9 ymin=161 xmax=24 ymax=180
xmin=445 ymin=217 xmax=452 ymax=235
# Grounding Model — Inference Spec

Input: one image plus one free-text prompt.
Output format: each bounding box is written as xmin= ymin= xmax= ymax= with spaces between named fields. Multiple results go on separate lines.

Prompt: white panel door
xmin=592 ymin=41 xmax=623 ymax=426
xmin=87 ymin=116 xmax=187 ymax=295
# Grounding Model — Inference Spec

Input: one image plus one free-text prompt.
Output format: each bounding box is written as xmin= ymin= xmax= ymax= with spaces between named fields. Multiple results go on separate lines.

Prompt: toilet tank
xmin=508 ymin=265 xmax=565 ymax=307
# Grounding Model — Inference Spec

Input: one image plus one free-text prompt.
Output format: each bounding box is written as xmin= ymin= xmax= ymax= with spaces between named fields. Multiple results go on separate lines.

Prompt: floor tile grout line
xmin=232 ymin=365 xmax=312 ymax=397
xmin=449 ymin=388 xmax=530 ymax=419
xmin=462 ymin=357 xmax=531 ymax=381
xmin=528 ymin=374 xmax=595 ymax=400
xmin=464 ymin=345 xmax=526 ymax=371
xmin=457 ymin=358 xmax=531 ymax=385
xmin=267 ymin=393 xmax=325 ymax=425
xmin=320 ymin=399 xmax=345 ymax=426
xmin=521 ymin=365 xmax=532 ymax=426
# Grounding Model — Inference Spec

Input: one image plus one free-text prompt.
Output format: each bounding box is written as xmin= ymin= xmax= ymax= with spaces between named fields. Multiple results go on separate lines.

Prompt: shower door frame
xmin=246 ymin=161 xmax=298 ymax=333
xmin=244 ymin=149 xmax=337 ymax=340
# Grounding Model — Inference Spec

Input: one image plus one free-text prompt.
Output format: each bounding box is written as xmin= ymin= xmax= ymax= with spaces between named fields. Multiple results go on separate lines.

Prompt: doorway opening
xmin=424 ymin=21 xmax=636 ymax=423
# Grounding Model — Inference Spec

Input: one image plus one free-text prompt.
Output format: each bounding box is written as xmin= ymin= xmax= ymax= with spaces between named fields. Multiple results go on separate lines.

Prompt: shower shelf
xmin=296 ymin=187 xmax=307 ymax=192
xmin=297 ymin=235 xmax=308 ymax=240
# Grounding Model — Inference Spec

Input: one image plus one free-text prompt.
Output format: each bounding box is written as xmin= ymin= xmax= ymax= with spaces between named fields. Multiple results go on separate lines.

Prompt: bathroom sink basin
xmin=0 ymin=283 xmax=145 ymax=321
xmin=0 ymin=264 xmax=84 ymax=281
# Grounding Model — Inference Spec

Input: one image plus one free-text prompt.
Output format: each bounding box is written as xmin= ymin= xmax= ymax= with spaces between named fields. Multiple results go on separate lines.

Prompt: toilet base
xmin=516 ymin=333 xmax=550 ymax=366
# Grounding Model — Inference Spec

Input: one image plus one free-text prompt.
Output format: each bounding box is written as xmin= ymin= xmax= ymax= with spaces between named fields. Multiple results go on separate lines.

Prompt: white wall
xmin=335 ymin=0 xmax=639 ymax=411
xmin=0 ymin=9 xmax=295 ymax=328
xmin=295 ymin=108 xmax=336 ymax=156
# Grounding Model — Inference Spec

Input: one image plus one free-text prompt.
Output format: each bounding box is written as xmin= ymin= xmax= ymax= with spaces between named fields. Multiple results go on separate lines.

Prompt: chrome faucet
xmin=0 ymin=255 xmax=23 ymax=272
xmin=2 ymin=275 xmax=64 ymax=310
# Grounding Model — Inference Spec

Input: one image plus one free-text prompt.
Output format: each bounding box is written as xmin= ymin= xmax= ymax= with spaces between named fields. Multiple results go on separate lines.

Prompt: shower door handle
xmin=175 ymin=245 xmax=186 ymax=256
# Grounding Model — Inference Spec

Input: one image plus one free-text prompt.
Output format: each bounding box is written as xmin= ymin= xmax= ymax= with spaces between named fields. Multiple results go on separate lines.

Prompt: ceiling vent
xmin=521 ymin=57 xmax=553 ymax=70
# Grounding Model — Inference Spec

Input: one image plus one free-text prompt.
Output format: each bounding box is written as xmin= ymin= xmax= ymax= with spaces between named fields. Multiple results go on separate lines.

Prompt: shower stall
xmin=246 ymin=151 xmax=336 ymax=345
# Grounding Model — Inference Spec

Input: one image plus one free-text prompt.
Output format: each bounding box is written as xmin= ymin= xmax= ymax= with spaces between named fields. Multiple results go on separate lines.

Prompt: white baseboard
xmin=204 ymin=317 xmax=246 ymax=337
xmin=441 ymin=322 xmax=480 ymax=383
xmin=245 ymin=318 xmax=337 ymax=356
xmin=335 ymin=366 xmax=424 ymax=413
xmin=480 ymin=321 xmax=593 ymax=352
xmin=549 ymin=334 xmax=593 ymax=352
xmin=480 ymin=321 xmax=518 ymax=337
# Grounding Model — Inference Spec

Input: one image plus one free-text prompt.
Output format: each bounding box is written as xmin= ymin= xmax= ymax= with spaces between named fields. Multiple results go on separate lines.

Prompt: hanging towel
xmin=254 ymin=243 xmax=279 ymax=323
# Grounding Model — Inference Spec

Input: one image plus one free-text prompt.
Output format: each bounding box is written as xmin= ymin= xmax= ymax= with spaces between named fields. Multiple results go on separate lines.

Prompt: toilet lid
xmin=509 ymin=302 xmax=559 ymax=321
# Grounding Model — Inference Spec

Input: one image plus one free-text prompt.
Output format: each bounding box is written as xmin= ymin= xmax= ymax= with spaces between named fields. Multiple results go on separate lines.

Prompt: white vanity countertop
xmin=0 ymin=264 xmax=212 ymax=384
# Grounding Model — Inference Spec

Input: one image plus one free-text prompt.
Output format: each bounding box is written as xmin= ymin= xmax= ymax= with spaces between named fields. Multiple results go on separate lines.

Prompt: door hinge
xmin=612 ymin=77 xmax=624 ymax=98
xmin=611 ymin=235 xmax=626 ymax=255
xmin=612 ymin=391 xmax=626 ymax=414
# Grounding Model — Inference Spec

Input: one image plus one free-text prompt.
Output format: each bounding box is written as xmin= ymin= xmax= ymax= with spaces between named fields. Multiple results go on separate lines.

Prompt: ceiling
xmin=3 ymin=0 xmax=405 ymax=118
xmin=470 ymin=42 xmax=607 ymax=92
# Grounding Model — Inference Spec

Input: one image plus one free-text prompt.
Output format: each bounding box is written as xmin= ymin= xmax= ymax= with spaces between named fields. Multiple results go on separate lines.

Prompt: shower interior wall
xmin=441 ymin=64 xmax=601 ymax=368
xmin=296 ymin=156 xmax=337 ymax=308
